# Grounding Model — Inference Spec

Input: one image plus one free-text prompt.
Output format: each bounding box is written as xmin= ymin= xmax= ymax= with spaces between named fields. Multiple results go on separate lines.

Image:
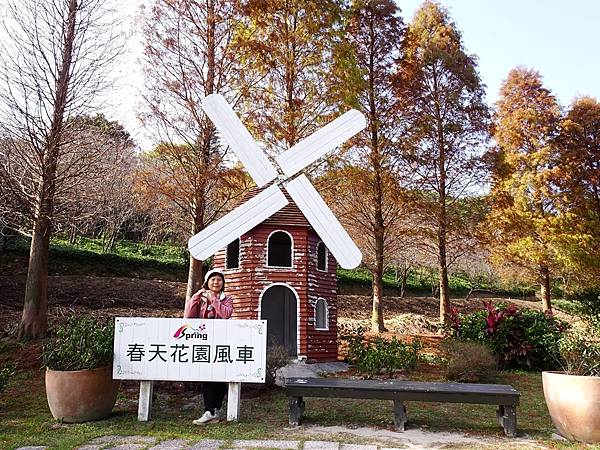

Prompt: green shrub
xmin=0 ymin=362 xmax=16 ymax=393
xmin=450 ymin=308 xmax=487 ymax=340
xmin=448 ymin=301 xmax=565 ymax=371
xmin=42 ymin=317 xmax=114 ymax=371
xmin=569 ymin=289 xmax=600 ymax=337
xmin=559 ymin=330 xmax=600 ymax=377
xmin=441 ymin=339 xmax=497 ymax=383
xmin=345 ymin=328 xmax=421 ymax=378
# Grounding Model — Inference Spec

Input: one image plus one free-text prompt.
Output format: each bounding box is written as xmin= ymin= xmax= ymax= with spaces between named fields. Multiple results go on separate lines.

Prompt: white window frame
xmin=314 ymin=297 xmax=329 ymax=331
xmin=266 ymin=229 xmax=294 ymax=268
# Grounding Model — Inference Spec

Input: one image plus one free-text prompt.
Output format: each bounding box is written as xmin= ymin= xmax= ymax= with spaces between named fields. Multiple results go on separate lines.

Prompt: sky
xmin=112 ymin=0 xmax=600 ymax=150
xmin=398 ymin=0 xmax=600 ymax=105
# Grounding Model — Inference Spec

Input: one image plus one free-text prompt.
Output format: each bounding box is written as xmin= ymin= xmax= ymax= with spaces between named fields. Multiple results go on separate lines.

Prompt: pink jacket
xmin=184 ymin=290 xmax=234 ymax=319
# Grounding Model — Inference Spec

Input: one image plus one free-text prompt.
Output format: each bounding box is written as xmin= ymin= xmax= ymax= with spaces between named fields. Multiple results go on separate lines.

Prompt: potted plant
xmin=542 ymin=325 xmax=600 ymax=443
xmin=43 ymin=316 xmax=120 ymax=422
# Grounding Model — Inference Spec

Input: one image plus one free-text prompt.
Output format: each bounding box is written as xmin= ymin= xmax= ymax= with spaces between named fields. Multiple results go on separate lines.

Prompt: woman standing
xmin=184 ymin=269 xmax=234 ymax=425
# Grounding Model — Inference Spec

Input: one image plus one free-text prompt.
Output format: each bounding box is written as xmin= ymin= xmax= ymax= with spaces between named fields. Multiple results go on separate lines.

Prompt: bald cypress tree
xmin=395 ymin=1 xmax=489 ymax=324
xmin=332 ymin=0 xmax=407 ymax=333
xmin=488 ymin=67 xmax=562 ymax=311
xmin=234 ymin=0 xmax=345 ymax=152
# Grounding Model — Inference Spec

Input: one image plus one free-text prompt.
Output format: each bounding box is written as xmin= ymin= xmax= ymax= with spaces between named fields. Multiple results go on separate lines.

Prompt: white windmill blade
xmin=188 ymin=184 xmax=288 ymax=260
xmin=286 ymin=175 xmax=362 ymax=269
xmin=202 ymin=94 xmax=278 ymax=187
xmin=275 ymin=109 xmax=366 ymax=178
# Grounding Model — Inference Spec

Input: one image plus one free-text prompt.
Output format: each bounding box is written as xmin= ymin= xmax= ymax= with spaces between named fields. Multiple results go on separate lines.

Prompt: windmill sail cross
xmin=189 ymin=93 xmax=365 ymax=268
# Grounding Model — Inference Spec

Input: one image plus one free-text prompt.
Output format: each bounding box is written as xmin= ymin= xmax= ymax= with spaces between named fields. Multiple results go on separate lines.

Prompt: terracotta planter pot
xmin=45 ymin=366 xmax=120 ymax=423
xmin=542 ymin=371 xmax=600 ymax=443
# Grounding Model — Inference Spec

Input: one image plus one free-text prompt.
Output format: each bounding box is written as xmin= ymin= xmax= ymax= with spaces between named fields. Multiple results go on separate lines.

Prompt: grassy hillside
xmin=1 ymin=236 xmax=189 ymax=281
xmin=1 ymin=235 xmax=535 ymax=297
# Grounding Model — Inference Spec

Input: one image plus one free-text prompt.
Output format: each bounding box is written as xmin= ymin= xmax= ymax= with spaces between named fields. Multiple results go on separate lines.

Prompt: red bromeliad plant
xmin=447 ymin=301 xmax=565 ymax=371
xmin=483 ymin=300 xmax=518 ymax=334
xmin=448 ymin=306 xmax=461 ymax=331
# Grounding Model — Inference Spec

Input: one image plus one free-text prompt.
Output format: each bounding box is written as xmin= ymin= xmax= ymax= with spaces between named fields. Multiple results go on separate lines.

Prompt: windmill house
xmin=188 ymin=93 xmax=366 ymax=363
xmin=212 ymin=187 xmax=338 ymax=361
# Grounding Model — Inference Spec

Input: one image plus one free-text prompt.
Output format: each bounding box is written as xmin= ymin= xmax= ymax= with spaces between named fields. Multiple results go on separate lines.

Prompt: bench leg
xmin=289 ymin=396 xmax=304 ymax=426
xmin=393 ymin=400 xmax=407 ymax=431
xmin=496 ymin=405 xmax=517 ymax=437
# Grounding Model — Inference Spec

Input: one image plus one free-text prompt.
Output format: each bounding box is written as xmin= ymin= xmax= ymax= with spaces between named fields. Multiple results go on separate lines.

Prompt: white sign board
xmin=113 ymin=317 xmax=266 ymax=383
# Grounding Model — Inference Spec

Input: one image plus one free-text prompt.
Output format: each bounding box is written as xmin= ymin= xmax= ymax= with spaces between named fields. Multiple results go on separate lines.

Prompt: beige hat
xmin=202 ymin=269 xmax=225 ymax=290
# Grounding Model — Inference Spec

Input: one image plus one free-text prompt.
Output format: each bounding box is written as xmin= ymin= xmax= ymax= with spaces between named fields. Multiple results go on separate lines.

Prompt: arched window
xmin=226 ymin=238 xmax=240 ymax=269
xmin=267 ymin=231 xmax=292 ymax=267
xmin=314 ymin=298 xmax=328 ymax=330
xmin=317 ymin=241 xmax=327 ymax=271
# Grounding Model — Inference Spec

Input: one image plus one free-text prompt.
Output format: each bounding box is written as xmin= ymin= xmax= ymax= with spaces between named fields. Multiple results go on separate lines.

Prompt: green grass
xmin=0 ymin=369 xmax=579 ymax=449
xmin=53 ymin=236 xmax=186 ymax=263
xmin=338 ymin=266 xmax=431 ymax=295
xmin=2 ymin=235 xmax=191 ymax=281
xmin=551 ymin=298 xmax=583 ymax=316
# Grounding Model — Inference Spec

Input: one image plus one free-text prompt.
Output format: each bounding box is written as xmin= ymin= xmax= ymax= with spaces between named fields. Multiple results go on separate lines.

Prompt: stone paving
xmin=15 ymin=436 xmax=408 ymax=450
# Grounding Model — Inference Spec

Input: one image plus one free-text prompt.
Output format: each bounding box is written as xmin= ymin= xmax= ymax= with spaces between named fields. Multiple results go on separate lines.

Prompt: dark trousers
xmin=202 ymin=381 xmax=227 ymax=413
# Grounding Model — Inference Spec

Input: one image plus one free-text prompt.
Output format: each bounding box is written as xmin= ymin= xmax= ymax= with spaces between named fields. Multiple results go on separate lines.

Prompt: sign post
xmin=113 ymin=317 xmax=267 ymax=421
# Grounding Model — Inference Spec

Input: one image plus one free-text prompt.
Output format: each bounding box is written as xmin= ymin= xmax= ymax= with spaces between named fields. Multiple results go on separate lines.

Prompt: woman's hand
xmin=199 ymin=289 xmax=212 ymax=303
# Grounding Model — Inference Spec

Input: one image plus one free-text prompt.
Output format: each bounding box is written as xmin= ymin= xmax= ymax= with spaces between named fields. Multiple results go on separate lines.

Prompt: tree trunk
xmin=540 ymin=263 xmax=551 ymax=312
xmin=17 ymin=216 xmax=51 ymax=339
xmin=68 ymin=225 xmax=77 ymax=244
xmin=438 ymin=259 xmax=450 ymax=324
xmin=184 ymin=0 xmax=212 ymax=303
xmin=371 ymin=171 xmax=386 ymax=332
xmin=437 ymin=194 xmax=450 ymax=324
xmin=186 ymin=203 xmax=205 ymax=301
xmin=437 ymin=192 xmax=450 ymax=323
xmin=371 ymin=265 xmax=385 ymax=333
xmin=365 ymin=16 xmax=386 ymax=334
xmin=17 ymin=0 xmax=77 ymax=340
xmin=400 ymin=268 xmax=409 ymax=299
xmin=431 ymin=64 xmax=451 ymax=325
xmin=186 ymin=256 xmax=203 ymax=301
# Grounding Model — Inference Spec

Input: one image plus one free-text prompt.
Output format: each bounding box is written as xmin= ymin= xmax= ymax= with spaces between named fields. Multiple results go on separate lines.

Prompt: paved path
xmin=14 ymin=431 xmax=557 ymax=450
xmin=15 ymin=435 xmax=406 ymax=450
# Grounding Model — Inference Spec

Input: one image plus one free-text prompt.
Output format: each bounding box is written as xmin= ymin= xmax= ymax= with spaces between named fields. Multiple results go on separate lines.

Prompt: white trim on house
xmin=313 ymin=297 xmax=329 ymax=331
xmin=257 ymin=282 xmax=302 ymax=359
xmin=266 ymin=229 xmax=294 ymax=269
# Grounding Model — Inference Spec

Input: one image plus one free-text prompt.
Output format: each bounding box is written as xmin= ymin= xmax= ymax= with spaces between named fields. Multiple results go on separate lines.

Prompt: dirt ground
xmin=0 ymin=275 xmax=556 ymax=339
xmin=0 ymin=275 xmax=185 ymax=336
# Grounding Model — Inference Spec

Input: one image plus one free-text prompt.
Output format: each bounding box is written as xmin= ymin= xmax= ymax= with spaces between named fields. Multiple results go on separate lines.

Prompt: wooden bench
xmin=284 ymin=377 xmax=520 ymax=437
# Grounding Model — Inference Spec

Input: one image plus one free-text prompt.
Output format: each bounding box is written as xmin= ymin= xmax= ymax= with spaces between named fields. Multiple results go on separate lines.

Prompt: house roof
xmin=240 ymin=183 xmax=310 ymax=228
